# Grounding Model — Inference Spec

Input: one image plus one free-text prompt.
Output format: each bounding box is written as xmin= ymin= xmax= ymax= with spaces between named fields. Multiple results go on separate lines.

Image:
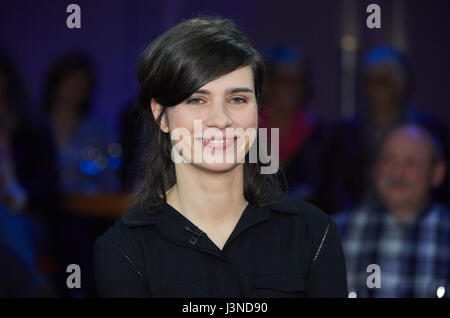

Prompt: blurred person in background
xmin=0 ymin=51 xmax=58 ymax=296
xmin=315 ymin=46 xmax=449 ymax=214
xmin=41 ymin=53 xmax=122 ymax=297
xmin=260 ymin=45 xmax=326 ymax=202
xmin=334 ymin=124 xmax=449 ymax=297
xmin=41 ymin=53 xmax=121 ymax=196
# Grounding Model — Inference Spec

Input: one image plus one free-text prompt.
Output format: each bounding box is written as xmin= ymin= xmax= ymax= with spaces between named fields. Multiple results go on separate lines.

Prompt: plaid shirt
xmin=334 ymin=200 xmax=450 ymax=298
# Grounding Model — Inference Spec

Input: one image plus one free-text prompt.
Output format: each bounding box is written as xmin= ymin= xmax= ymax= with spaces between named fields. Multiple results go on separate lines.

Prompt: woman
xmin=94 ymin=16 xmax=347 ymax=298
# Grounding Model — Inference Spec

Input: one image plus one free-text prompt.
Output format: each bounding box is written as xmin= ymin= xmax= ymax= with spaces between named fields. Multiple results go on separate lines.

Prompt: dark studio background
xmin=0 ymin=0 xmax=449 ymax=298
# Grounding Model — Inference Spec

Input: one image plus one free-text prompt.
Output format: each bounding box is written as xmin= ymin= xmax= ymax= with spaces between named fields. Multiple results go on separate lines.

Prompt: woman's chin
xmin=193 ymin=161 xmax=241 ymax=173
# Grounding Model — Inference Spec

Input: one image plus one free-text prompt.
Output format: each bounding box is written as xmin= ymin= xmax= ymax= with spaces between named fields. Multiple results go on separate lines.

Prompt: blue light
xmin=363 ymin=46 xmax=407 ymax=68
xmin=79 ymin=159 xmax=101 ymax=175
xmin=107 ymin=156 xmax=121 ymax=170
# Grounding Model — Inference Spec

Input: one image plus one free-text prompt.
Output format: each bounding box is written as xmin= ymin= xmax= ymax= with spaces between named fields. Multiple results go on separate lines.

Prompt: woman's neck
xmin=166 ymin=163 xmax=248 ymax=227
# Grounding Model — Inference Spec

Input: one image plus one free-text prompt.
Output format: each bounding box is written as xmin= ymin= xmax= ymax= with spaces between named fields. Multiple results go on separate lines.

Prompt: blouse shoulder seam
xmin=109 ymin=238 xmax=144 ymax=281
xmin=312 ymin=222 xmax=330 ymax=264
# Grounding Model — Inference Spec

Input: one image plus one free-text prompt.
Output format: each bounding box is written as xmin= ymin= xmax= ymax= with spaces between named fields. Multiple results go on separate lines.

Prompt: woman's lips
xmin=197 ymin=136 xmax=238 ymax=149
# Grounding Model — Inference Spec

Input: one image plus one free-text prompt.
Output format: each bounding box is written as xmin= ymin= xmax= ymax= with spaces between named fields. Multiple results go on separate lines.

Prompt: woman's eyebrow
xmin=193 ymin=89 xmax=210 ymax=95
xmin=192 ymin=87 xmax=254 ymax=95
xmin=226 ymin=87 xmax=254 ymax=94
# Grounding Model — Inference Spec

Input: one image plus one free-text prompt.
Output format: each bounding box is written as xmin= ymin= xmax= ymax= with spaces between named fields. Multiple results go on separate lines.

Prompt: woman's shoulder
xmin=97 ymin=203 xmax=147 ymax=240
xmin=94 ymin=204 xmax=151 ymax=275
xmin=268 ymin=193 xmax=339 ymax=248
xmin=96 ymin=202 xmax=162 ymax=249
xmin=269 ymin=192 xmax=332 ymax=227
xmin=269 ymin=193 xmax=342 ymax=269
xmin=94 ymin=219 xmax=132 ymax=257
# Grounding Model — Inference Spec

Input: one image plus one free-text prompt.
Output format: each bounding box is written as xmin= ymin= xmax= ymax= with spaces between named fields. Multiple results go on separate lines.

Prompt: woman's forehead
xmin=197 ymin=66 xmax=254 ymax=91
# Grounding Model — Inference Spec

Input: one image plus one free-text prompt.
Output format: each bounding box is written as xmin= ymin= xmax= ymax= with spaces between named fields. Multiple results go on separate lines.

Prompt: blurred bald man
xmin=334 ymin=124 xmax=449 ymax=298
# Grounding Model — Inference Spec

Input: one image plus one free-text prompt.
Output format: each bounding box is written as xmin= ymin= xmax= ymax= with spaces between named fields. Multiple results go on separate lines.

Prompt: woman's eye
xmin=186 ymin=98 xmax=205 ymax=105
xmin=230 ymin=97 xmax=247 ymax=104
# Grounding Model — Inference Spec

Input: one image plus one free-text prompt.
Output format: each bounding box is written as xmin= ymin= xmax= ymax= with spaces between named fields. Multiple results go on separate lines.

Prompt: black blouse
xmin=93 ymin=193 xmax=348 ymax=297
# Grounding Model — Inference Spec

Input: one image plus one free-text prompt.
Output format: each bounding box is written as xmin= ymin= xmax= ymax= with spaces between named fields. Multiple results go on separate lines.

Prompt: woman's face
xmin=153 ymin=65 xmax=258 ymax=173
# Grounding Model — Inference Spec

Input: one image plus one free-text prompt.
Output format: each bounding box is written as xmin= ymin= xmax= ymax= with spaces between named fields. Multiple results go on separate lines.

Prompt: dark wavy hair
xmin=135 ymin=16 xmax=287 ymax=214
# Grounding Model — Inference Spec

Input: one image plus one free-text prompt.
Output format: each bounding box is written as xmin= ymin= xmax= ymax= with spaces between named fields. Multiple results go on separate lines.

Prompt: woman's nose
xmin=204 ymin=102 xmax=232 ymax=128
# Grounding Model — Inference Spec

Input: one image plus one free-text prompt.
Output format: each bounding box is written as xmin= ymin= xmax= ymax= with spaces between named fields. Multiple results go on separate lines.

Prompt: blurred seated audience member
xmin=0 ymin=51 xmax=59 ymax=296
xmin=120 ymin=100 xmax=152 ymax=193
xmin=41 ymin=53 xmax=121 ymax=197
xmin=334 ymin=124 xmax=449 ymax=297
xmin=314 ymin=46 xmax=449 ymax=214
xmin=259 ymin=45 xmax=326 ymax=201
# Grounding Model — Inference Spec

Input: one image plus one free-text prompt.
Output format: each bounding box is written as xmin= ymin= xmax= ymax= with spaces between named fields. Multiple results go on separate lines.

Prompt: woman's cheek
xmin=169 ymin=111 xmax=202 ymax=131
xmin=236 ymin=107 xmax=258 ymax=129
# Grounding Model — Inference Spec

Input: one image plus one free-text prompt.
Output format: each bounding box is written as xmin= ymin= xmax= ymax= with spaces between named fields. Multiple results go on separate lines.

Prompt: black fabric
xmin=93 ymin=193 xmax=348 ymax=298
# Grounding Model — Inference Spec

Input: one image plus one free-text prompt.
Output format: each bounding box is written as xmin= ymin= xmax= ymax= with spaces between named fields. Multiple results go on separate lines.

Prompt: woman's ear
xmin=150 ymin=98 xmax=169 ymax=133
